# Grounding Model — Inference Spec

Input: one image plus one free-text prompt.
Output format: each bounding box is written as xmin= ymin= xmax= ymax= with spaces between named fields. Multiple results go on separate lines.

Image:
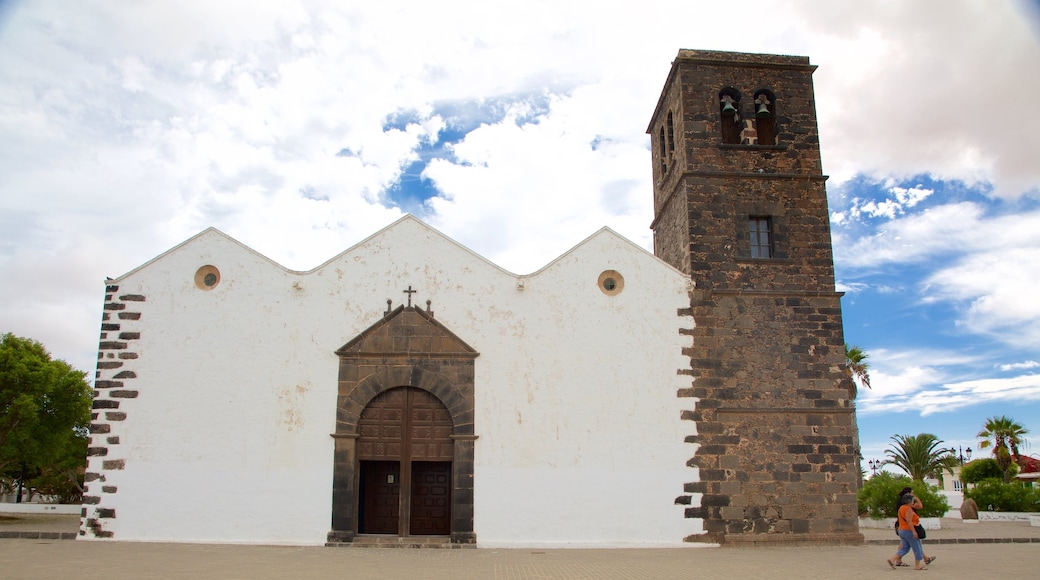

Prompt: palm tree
xmin=977 ymin=416 xmax=1030 ymax=483
xmin=845 ymin=344 xmax=871 ymax=399
xmin=883 ymin=433 xmax=959 ymax=483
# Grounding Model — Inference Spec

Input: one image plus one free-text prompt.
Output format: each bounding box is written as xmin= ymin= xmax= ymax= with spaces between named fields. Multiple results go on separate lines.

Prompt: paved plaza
xmin=2 ymin=515 xmax=1039 ymax=579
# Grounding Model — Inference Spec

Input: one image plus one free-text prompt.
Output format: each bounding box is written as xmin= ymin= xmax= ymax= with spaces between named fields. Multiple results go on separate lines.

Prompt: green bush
xmin=961 ymin=458 xmax=1012 ymax=484
xmin=857 ymin=472 xmax=950 ymax=519
xmin=964 ymin=479 xmax=1040 ymax=513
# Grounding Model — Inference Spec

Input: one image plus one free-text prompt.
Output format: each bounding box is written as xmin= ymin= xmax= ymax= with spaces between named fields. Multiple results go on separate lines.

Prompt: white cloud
xmin=1 ymin=0 xmax=1039 ymax=379
xmin=1000 ymin=360 xmax=1040 ymax=372
xmin=857 ymin=349 xmax=1040 ymax=417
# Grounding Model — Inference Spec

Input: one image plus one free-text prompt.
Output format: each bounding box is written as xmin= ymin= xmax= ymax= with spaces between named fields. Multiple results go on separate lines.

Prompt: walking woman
xmin=888 ymin=491 xmax=928 ymax=570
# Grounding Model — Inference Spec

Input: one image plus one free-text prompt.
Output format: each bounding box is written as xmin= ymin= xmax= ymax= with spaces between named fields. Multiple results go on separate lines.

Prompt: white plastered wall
xmin=84 ymin=216 xmax=701 ymax=546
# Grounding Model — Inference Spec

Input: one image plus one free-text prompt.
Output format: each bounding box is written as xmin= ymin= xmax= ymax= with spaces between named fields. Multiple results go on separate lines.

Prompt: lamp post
xmin=868 ymin=458 xmax=881 ymax=476
xmin=949 ymin=446 xmax=972 ymax=465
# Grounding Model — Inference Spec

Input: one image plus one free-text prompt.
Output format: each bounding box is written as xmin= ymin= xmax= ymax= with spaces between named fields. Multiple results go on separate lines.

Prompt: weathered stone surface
xmin=648 ymin=50 xmax=862 ymax=546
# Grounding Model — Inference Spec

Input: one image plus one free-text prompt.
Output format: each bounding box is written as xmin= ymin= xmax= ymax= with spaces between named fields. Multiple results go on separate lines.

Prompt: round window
xmin=194 ymin=265 xmax=221 ymax=290
xmin=598 ymin=270 xmax=624 ymax=296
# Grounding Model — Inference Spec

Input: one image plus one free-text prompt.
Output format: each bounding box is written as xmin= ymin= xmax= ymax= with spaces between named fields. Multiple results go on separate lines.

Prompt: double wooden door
xmin=357 ymin=388 xmax=453 ymax=536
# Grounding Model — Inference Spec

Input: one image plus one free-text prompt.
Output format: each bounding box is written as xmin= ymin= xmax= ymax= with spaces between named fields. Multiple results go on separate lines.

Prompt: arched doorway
xmin=328 ymin=304 xmax=478 ymax=546
xmin=357 ymin=387 xmax=453 ymax=536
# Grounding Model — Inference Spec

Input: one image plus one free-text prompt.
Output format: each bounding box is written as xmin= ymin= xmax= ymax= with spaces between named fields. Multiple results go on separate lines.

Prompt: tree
xmin=883 ymin=433 xmax=959 ymax=483
xmin=977 ymin=415 xmax=1030 ymax=483
xmin=960 ymin=458 xmax=1008 ymax=486
xmin=0 ymin=333 xmax=92 ymax=501
xmin=845 ymin=344 xmax=871 ymax=399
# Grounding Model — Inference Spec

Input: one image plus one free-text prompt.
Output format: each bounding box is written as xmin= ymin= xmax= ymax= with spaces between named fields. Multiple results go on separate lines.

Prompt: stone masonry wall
xmin=649 ymin=50 xmax=862 ymax=545
xmin=80 ymin=284 xmax=144 ymax=539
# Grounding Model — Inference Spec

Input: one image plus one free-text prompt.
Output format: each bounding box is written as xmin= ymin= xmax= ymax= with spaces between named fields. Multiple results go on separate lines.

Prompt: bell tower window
xmin=666 ymin=111 xmax=675 ymax=154
xmin=658 ymin=127 xmax=667 ymax=174
xmin=719 ymin=88 xmax=742 ymax=144
xmin=753 ymin=89 xmax=776 ymax=145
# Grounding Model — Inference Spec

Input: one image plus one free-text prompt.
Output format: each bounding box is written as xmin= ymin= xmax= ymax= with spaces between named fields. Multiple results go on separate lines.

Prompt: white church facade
xmin=82 ymin=217 xmax=699 ymax=546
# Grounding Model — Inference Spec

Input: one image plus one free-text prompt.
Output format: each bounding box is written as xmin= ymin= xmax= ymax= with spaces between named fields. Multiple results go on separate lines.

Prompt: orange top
xmin=897 ymin=503 xmax=919 ymax=531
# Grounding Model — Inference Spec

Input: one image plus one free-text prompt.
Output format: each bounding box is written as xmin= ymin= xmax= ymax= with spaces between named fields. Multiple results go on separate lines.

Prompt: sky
xmin=1 ymin=0 xmax=1039 ymax=475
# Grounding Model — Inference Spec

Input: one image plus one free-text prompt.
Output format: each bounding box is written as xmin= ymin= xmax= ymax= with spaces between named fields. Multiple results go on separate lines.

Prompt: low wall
xmin=0 ymin=503 xmax=80 ymax=515
xmin=859 ymin=517 xmax=941 ymax=531
xmin=977 ymin=511 xmax=1039 ymax=522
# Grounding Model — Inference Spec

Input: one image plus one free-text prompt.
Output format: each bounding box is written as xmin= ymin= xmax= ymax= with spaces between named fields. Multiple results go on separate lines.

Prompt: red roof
xmin=1016 ymin=455 xmax=1040 ymax=474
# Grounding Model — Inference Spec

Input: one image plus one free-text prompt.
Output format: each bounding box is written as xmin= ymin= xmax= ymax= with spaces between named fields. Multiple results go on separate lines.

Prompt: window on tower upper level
xmin=719 ymin=88 xmax=742 ymax=145
xmin=753 ymin=89 xmax=777 ymax=146
xmin=658 ymin=126 xmax=667 ymax=174
xmin=666 ymin=111 xmax=675 ymax=155
xmin=749 ymin=216 xmax=773 ymax=258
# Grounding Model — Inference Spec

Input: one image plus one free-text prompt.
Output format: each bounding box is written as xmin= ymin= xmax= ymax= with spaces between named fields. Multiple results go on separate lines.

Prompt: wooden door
xmin=359 ymin=461 xmax=400 ymax=534
xmin=357 ymin=388 xmax=453 ymax=536
xmin=410 ymin=461 xmax=452 ymax=535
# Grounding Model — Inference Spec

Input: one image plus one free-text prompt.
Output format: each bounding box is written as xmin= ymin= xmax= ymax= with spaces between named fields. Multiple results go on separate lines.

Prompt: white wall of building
xmin=84 ymin=216 xmax=700 ymax=546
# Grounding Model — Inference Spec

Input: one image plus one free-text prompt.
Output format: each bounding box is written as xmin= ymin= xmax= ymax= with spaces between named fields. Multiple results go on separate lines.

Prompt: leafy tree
xmin=0 ymin=333 xmax=92 ymax=500
xmin=858 ymin=472 xmax=949 ymax=518
xmin=965 ymin=478 xmax=1040 ymax=513
xmin=845 ymin=344 xmax=871 ymax=399
xmin=960 ymin=458 xmax=1008 ymax=485
xmin=977 ymin=415 xmax=1030 ymax=483
xmin=883 ymin=433 xmax=959 ymax=483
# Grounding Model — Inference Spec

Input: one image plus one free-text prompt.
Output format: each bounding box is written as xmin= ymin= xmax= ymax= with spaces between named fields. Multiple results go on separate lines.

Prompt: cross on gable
xmin=403 ymin=285 xmax=417 ymax=307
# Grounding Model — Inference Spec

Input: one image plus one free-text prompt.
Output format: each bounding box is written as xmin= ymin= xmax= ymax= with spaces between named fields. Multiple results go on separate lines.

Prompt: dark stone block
xmin=118 ymin=332 xmax=141 ymax=340
xmin=94 ymin=381 xmax=123 ymax=389
xmin=702 ymin=494 xmax=731 ymax=507
xmin=112 ymin=371 xmax=137 ymax=379
xmin=92 ymin=400 xmax=119 ymax=409
xmin=118 ymin=312 xmax=141 ymax=320
xmin=119 ymin=294 xmax=146 ymax=302
xmin=98 ymin=342 xmax=127 ymax=350
xmin=110 ymin=390 xmax=139 ymax=398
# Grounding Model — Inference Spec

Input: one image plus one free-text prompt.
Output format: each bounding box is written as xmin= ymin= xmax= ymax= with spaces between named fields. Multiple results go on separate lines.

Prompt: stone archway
xmin=327 ymin=305 xmax=478 ymax=546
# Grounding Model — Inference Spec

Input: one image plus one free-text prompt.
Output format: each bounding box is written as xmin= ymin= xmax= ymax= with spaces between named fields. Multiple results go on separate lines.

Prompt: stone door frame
xmin=327 ymin=305 xmax=478 ymax=545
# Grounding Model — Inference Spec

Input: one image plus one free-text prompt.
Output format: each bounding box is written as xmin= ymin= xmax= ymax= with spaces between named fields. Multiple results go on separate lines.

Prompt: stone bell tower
xmin=648 ymin=50 xmax=863 ymax=545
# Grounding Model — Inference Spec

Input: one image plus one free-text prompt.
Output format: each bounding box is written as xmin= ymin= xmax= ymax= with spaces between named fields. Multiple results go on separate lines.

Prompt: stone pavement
xmin=2 ymin=515 xmax=1039 ymax=579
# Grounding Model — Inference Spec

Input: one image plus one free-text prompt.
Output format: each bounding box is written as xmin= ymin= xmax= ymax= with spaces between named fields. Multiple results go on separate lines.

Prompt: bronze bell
xmin=721 ymin=97 xmax=737 ymax=116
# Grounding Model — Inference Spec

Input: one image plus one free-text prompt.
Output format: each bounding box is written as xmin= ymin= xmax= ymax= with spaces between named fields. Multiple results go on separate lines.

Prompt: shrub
xmin=964 ymin=479 xmax=1040 ymax=513
xmin=858 ymin=472 xmax=950 ymax=519
xmin=961 ymin=458 xmax=1011 ymax=484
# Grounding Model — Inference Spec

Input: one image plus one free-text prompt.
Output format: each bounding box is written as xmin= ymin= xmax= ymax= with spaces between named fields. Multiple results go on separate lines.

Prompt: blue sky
xmin=1 ymin=0 xmax=1039 ymax=475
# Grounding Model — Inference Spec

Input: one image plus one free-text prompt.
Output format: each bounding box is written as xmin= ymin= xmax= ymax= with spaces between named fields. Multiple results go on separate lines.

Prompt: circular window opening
xmin=598 ymin=270 xmax=624 ymax=296
xmin=194 ymin=265 xmax=221 ymax=290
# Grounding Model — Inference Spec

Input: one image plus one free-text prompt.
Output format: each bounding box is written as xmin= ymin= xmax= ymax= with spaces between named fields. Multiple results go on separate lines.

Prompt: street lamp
xmin=868 ymin=458 xmax=881 ymax=475
xmin=949 ymin=446 xmax=973 ymax=465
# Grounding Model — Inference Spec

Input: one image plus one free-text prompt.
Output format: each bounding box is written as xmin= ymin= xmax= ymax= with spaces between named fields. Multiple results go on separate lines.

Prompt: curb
xmin=865 ymin=537 xmax=1040 ymax=545
xmin=0 ymin=531 xmax=78 ymax=540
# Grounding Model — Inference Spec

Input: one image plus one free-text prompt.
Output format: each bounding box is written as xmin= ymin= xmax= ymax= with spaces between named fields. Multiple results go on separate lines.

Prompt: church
xmin=81 ymin=50 xmax=863 ymax=547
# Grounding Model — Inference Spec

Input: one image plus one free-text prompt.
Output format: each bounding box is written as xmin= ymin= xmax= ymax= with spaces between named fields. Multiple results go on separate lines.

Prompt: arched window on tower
xmin=666 ymin=111 xmax=675 ymax=155
xmin=753 ymin=89 xmax=776 ymax=145
xmin=719 ymin=88 xmax=742 ymax=144
xmin=658 ymin=126 xmax=667 ymax=175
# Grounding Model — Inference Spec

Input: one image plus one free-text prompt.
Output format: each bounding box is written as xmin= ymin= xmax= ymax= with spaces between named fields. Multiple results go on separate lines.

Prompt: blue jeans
xmin=896 ymin=528 xmax=924 ymax=561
